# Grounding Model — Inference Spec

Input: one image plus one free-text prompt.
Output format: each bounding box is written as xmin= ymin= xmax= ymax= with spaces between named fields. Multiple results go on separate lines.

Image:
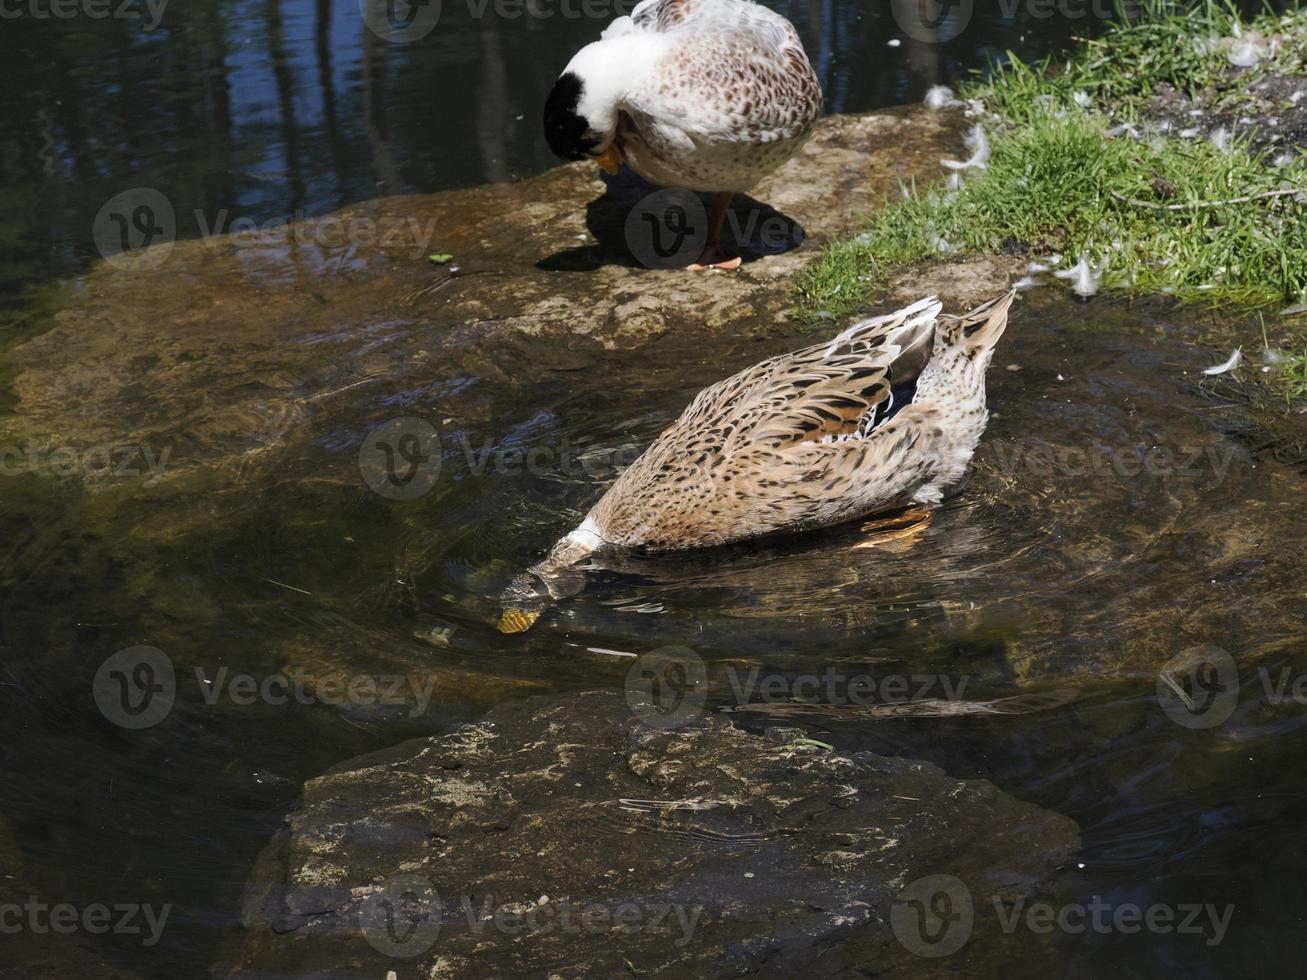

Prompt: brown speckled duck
xmin=499 ymin=290 xmax=1017 ymax=632
xmin=543 ymin=0 xmax=823 ymax=269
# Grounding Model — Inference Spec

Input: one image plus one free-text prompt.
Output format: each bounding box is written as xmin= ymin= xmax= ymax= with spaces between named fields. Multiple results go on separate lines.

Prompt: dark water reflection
xmin=0 ymin=0 xmax=1200 ymax=300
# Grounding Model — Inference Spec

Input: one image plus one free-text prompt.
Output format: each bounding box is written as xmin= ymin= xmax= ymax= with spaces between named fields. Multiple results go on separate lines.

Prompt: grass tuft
xmin=797 ymin=1 xmax=1307 ymax=322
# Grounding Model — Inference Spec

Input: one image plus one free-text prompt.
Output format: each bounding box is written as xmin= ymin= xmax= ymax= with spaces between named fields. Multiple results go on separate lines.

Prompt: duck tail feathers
xmin=824 ymin=295 xmax=942 ymax=358
xmin=943 ymin=288 xmax=1016 ymax=353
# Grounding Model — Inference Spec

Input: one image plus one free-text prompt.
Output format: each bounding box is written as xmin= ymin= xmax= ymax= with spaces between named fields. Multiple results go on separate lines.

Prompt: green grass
xmin=797 ymin=1 xmax=1307 ymax=321
xmin=1281 ymin=346 xmax=1307 ymax=399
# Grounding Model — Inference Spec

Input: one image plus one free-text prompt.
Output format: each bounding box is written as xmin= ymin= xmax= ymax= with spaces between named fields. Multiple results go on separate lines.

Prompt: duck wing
xmin=703 ymin=296 xmax=942 ymax=453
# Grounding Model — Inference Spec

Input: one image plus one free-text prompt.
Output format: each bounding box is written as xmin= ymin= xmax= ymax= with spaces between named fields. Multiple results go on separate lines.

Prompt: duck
xmin=543 ymin=0 xmax=823 ymax=270
xmin=499 ymin=290 xmax=1017 ymax=632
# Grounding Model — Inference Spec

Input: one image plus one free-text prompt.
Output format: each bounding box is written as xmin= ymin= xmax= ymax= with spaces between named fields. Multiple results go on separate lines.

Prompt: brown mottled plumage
xmin=544 ymin=0 xmax=823 ymax=268
xmin=499 ymin=291 xmax=1017 ymax=631
xmin=606 ymin=0 xmax=824 ymax=192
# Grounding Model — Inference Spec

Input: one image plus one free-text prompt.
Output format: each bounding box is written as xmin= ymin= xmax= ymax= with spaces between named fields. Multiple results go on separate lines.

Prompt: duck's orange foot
xmin=854 ymin=507 xmax=935 ymax=551
xmin=687 ymin=247 xmax=742 ymax=272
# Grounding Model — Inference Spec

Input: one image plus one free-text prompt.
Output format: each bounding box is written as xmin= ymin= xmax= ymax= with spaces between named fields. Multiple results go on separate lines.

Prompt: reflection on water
xmin=0 ymin=0 xmax=1161 ymax=299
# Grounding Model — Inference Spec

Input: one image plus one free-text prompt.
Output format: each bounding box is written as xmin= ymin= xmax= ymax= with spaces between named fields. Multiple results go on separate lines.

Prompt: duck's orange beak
xmin=595 ymin=145 xmax=622 ymax=175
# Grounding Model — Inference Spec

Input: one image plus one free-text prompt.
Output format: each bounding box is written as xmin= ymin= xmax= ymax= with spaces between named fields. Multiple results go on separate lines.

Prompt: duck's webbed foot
xmin=853 ymin=507 xmax=935 ymax=552
xmin=686 ymin=191 xmax=741 ymax=271
xmin=686 ymin=247 xmax=743 ymax=272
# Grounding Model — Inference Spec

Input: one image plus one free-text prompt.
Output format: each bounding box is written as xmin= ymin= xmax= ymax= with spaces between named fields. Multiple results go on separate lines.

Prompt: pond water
xmin=1 ymin=1 xmax=1306 ymax=978
xmin=0 ymin=0 xmax=1180 ymax=299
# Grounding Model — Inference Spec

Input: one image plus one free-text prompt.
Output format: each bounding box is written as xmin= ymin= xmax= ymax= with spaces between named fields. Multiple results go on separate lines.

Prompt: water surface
xmin=1 ymin=2 xmax=1305 ymax=978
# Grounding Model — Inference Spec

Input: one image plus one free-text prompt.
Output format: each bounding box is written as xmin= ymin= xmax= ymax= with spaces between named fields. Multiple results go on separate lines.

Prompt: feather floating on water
xmin=1054 ymin=254 xmax=1105 ymax=298
xmin=1202 ymin=348 xmax=1243 ymax=376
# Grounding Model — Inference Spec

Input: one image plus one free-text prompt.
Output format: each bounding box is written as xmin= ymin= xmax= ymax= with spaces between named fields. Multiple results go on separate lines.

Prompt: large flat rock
xmin=220 ymin=691 xmax=1078 ymax=978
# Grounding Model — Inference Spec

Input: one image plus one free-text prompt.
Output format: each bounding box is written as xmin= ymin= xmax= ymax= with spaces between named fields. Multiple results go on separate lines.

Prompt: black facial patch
xmin=543 ymin=72 xmax=598 ymax=161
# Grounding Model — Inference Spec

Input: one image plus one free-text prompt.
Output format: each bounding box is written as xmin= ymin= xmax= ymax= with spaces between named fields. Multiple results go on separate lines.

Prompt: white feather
xmin=1202 ymin=348 xmax=1243 ymax=376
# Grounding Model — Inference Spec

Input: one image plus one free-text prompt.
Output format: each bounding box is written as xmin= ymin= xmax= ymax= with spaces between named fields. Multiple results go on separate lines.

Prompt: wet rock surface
xmin=220 ymin=690 xmax=1078 ymax=978
xmin=3 ymin=109 xmax=965 ymax=490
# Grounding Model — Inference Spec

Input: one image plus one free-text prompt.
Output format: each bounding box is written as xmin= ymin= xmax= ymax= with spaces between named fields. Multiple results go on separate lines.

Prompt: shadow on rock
xmin=538 ymin=167 xmax=806 ymax=272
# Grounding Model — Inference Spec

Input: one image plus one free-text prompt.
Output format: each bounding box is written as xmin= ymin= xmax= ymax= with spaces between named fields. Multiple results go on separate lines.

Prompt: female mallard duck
xmin=543 ymin=0 xmax=823 ymax=270
xmin=500 ymin=290 xmax=1017 ymax=631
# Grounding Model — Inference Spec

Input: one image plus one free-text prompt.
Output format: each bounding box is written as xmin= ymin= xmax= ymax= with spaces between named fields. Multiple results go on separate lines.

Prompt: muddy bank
xmin=218 ymin=690 xmax=1078 ymax=978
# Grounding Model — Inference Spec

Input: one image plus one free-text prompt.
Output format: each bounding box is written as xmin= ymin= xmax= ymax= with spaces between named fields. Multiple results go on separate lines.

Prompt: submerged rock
xmin=220 ymin=691 xmax=1078 ymax=978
